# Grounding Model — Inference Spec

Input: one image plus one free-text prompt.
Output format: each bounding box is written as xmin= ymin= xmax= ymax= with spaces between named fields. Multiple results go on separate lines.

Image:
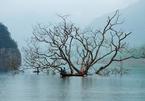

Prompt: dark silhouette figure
xmin=60 ymin=67 xmax=66 ymax=76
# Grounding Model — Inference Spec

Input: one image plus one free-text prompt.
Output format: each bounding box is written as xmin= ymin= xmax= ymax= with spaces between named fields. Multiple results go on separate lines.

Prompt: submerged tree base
xmin=60 ymin=73 xmax=85 ymax=78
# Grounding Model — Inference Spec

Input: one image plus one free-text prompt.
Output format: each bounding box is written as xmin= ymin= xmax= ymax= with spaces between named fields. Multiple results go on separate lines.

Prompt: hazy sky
xmin=0 ymin=0 xmax=138 ymax=22
xmin=0 ymin=0 xmax=139 ymax=48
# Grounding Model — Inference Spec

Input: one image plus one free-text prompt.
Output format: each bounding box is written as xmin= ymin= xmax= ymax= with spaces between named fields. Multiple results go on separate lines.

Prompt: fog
xmin=0 ymin=0 xmax=139 ymax=48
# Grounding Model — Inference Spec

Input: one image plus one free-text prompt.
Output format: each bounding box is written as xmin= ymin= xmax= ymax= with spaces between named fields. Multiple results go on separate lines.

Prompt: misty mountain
xmin=90 ymin=0 xmax=145 ymax=47
xmin=0 ymin=23 xmax=21 ymax=72
xmin=0 ymin=23 xmax=18 ymax=48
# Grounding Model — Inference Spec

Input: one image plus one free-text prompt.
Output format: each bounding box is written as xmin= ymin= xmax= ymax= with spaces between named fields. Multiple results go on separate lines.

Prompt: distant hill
xmin=89 ymin=0 xmax=145 ymax=47
xmin=0 ymin=23 xmax=21 ymax=72
xmin=0 ymin=23 xmax=18 ymax=48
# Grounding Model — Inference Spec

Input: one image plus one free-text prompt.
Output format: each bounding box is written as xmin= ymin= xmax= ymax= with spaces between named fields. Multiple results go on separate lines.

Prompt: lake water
xmin=0 ymin=64 xmax=145 ymax=101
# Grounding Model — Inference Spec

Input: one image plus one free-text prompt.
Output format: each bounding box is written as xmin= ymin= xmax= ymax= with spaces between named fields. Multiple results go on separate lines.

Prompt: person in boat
xmin=60 ymin=67 xmax=67 ymax=76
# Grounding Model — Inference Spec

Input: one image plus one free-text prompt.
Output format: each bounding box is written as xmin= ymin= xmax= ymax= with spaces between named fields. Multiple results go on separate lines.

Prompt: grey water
xmin=0 ymin=64 xmax=145 ymax=101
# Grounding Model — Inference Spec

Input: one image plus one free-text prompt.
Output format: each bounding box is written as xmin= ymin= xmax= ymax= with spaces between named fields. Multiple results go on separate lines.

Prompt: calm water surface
xmin=0 ymin=65 xmax=145 ymax=101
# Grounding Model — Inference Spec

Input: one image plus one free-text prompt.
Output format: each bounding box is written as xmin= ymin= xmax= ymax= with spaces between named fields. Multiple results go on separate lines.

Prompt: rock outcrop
xmin=0 ymin=48 xmax=21 ymax=72
xmin=0 ymin=23 xmax=21 ymax=72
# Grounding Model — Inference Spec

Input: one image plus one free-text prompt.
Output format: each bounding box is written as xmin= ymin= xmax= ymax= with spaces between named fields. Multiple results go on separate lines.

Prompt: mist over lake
xmin=0 ymin=0 xmax=145 ymax=101
xmin=0 ymin=62 xmax=145 ymax=101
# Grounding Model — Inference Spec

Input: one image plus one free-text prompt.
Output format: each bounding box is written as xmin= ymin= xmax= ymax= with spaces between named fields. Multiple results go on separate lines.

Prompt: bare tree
xmin=23 ymin=11 xmax=135 ymax=77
